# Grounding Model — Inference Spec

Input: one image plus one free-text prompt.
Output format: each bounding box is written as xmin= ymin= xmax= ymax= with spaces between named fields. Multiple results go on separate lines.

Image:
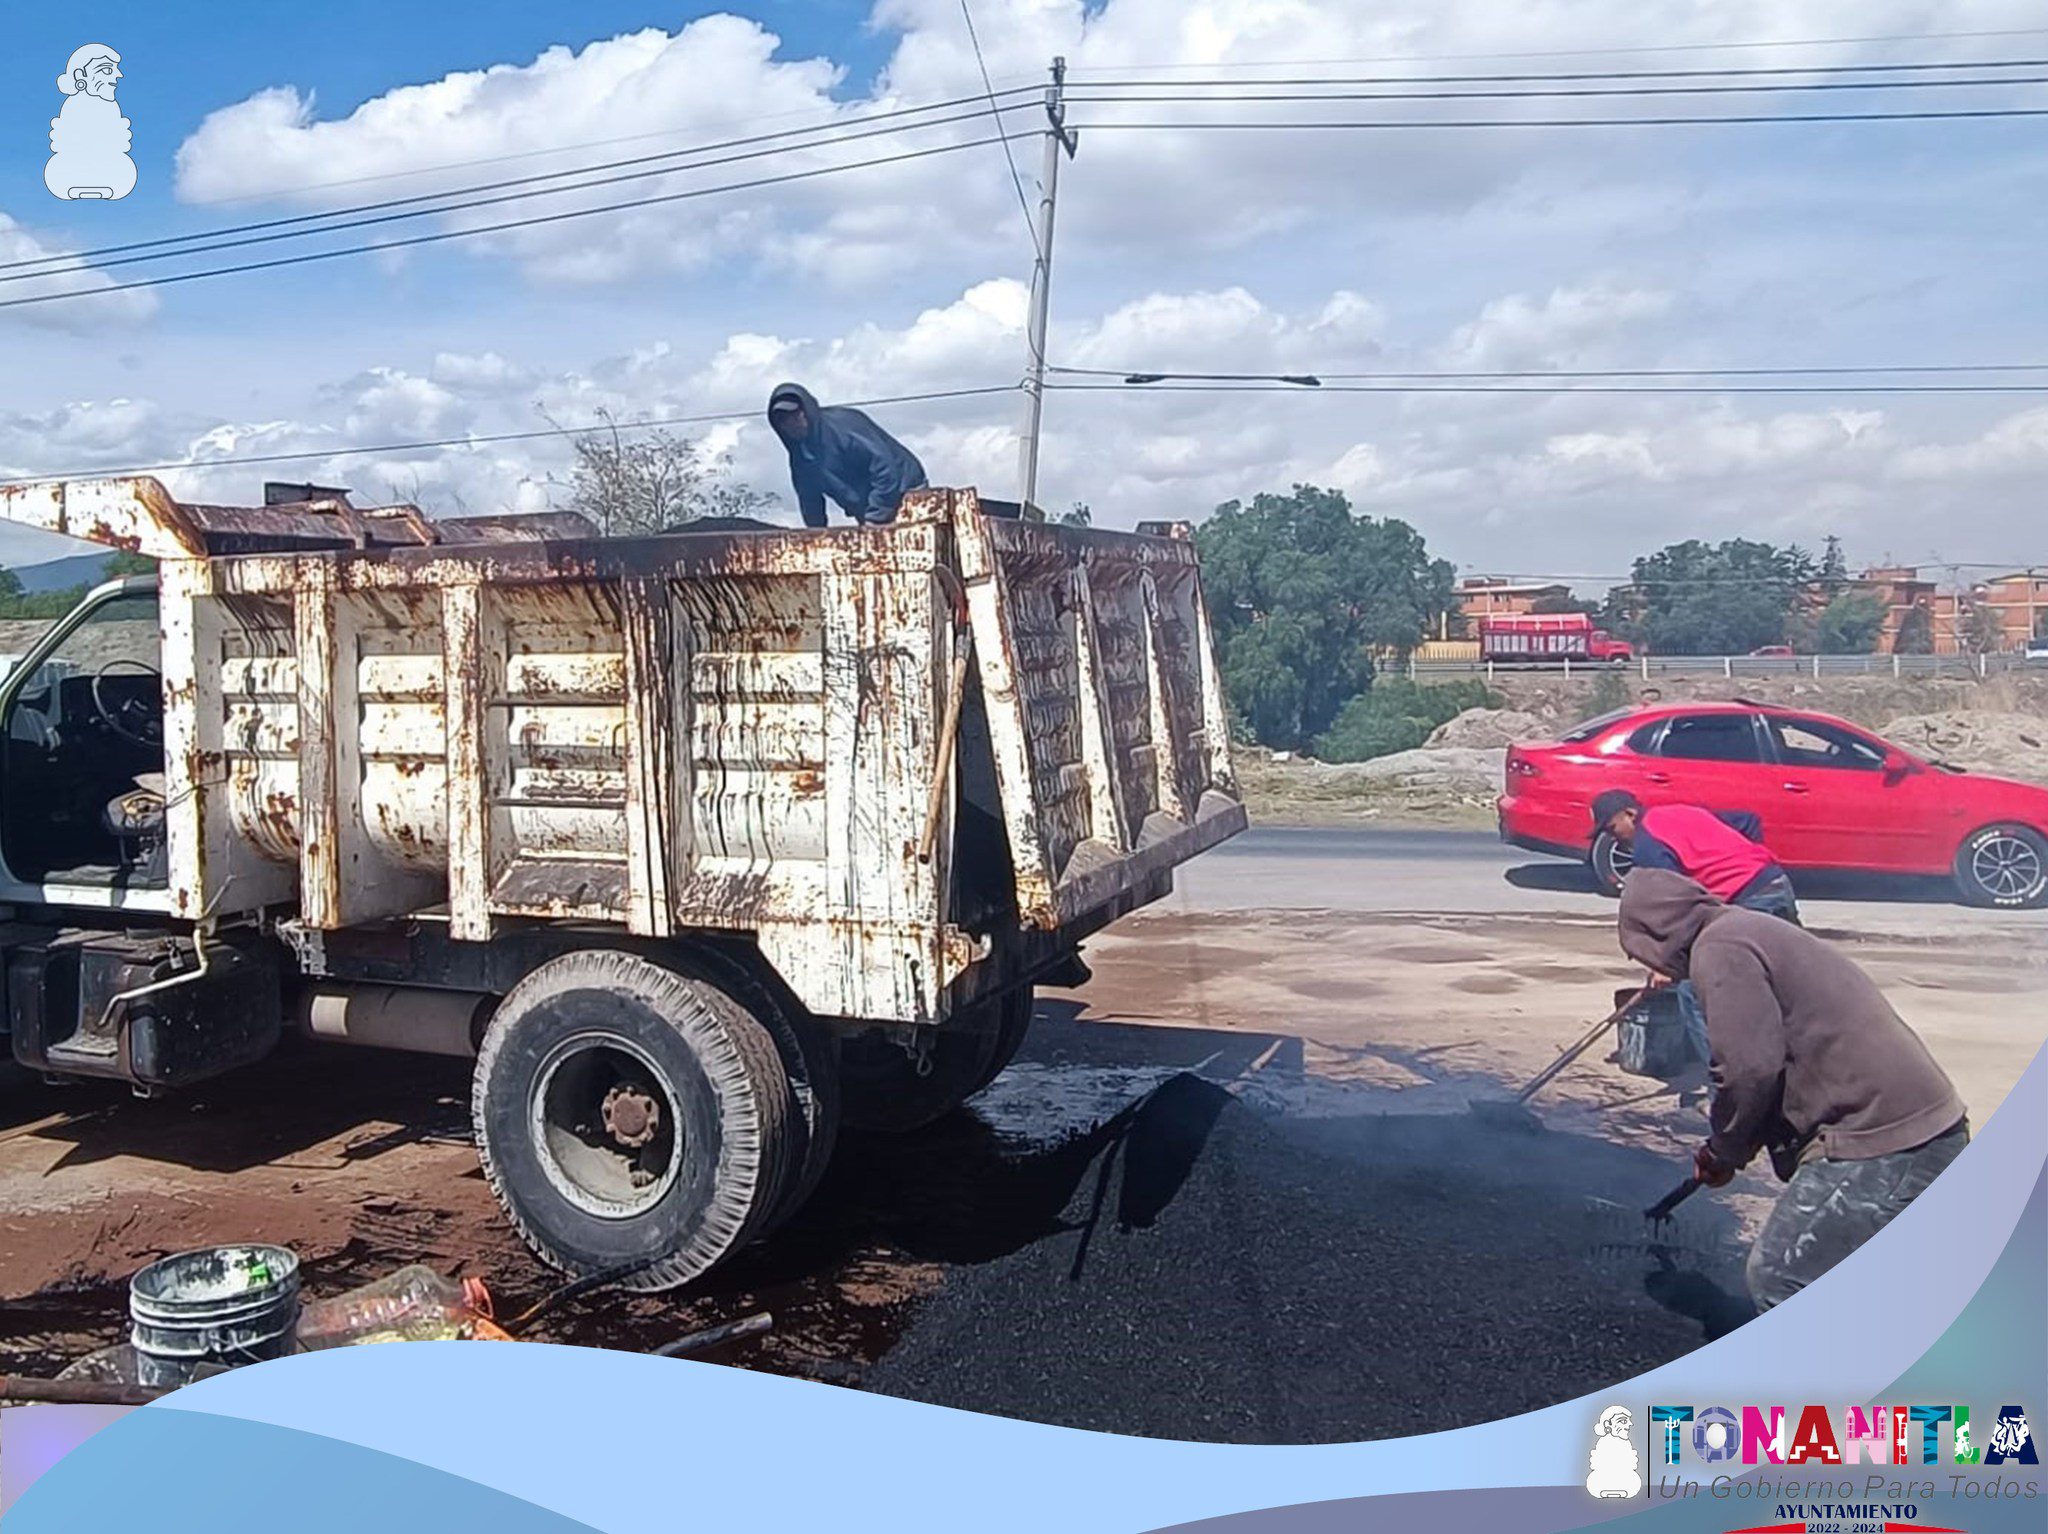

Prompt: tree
xmin=1195 ymin=485 xmax=1456 ymax=749
xmin=554 ymin=409 xmax=774 ymax=536
xmin=1529 ymin=593 xmax=1598 ymax=616
xmin=0 ymin=566 xmax=21 ymax=603
xmin=1817 ymin=534 xmax=1849 ymax=595
xmin=1892 ymin=603 xmax=1935 ymax=655
xmin=1961 ymin=600 xmax=2005 ymax=655
xmin=1054 ymin=502 xmax=1092 ymax=527
xmin=1624 ymin=538 xmax=1816 ymax=654
xmin=1816 ymin=591 xmax=1887 ymax=655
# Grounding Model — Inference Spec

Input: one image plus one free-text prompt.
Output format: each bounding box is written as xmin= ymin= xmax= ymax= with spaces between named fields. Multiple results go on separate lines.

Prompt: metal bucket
xmin=1616 ymin=988 xmax=1696 ymax=1079
xmin=129 ymin=1244 xmax=301 ymax=1388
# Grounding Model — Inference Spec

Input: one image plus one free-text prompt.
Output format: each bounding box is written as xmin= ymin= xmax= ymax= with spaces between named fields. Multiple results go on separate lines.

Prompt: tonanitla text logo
xmin=1587 ymin=1402 xmax=2042 ymax=1516
xmin=1649 ymin=1404 xmax=2036 ymax=1472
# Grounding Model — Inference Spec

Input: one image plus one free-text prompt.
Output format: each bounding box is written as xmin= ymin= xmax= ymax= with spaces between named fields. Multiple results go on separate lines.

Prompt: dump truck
xmin=0 ymin=477 xmax=1245 ymax=1288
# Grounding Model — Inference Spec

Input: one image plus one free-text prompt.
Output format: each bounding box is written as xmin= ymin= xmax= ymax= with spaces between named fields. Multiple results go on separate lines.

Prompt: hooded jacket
xmin=767 ymin=383 xmax=928 ymax=528
xmin=1618 ymin=869 xmax=1963 ymax=1171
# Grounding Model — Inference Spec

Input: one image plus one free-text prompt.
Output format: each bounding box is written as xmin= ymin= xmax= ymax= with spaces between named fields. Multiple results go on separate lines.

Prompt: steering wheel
xmin=91 ymin=657 xmax=165 ymax=747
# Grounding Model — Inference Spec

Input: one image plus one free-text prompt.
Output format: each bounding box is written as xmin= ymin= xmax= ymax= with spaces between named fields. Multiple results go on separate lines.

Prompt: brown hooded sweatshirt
xmin=1618 ymin=869 xmax=1964 ymax=1170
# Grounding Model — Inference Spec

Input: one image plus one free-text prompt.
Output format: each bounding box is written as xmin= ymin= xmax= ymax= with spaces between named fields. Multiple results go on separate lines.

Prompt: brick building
xmin=1453 ymin=577 xmax=1571 ymax=622
xmin=1973 ymin=571 xmax=2048 ymax=651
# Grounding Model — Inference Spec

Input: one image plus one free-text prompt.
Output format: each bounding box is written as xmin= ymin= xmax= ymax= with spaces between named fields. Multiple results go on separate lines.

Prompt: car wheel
xmin=1952 ymin=824 xmax=2048 ymax=909
xmin=1589 ymin=829 xmax=1633 ymax=896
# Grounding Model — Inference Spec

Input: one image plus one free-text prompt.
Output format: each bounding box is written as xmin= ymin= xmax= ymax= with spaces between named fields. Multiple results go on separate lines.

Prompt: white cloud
xmin=167 ymin=3 xmax=2048 ymax=289
xmin=0 ymin=212 xmax=159 ymax=331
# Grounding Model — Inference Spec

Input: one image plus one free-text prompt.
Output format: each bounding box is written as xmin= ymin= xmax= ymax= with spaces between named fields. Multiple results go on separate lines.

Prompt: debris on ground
xmin=1876 ymin=711 xmax=2048 ymax=786
xmin=863 ymin=1074 xmax=1740 ymax=1442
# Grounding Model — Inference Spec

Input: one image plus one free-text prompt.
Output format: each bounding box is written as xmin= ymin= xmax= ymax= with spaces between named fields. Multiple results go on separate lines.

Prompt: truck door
xmin=0 ymin=578 xmax=169 ymax=898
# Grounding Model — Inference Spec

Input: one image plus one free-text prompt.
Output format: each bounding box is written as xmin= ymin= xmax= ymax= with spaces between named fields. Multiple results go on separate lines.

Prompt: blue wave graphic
xmin=10 ymin=1048 xmax=2039 ymax=1534
xmin=7 ymin=1408 xmax=601 ymax=1531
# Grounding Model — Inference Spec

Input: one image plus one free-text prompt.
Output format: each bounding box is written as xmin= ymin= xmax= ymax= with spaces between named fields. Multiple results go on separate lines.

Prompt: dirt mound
xmin=865 ymin=1074 xmax=1735 ymax=1441
xmin=1879 ymin=712 xmax=2048 ymax=785
xmin=1426 ymin=707 xmax=1549 ymax=749
xmin=1321 ymin=745 xmax=1505 ymax=796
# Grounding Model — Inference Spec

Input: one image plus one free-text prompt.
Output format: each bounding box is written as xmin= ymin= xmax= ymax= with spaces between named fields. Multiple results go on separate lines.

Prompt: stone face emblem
xmin=47 ymin=43 xmax=138 ymax=202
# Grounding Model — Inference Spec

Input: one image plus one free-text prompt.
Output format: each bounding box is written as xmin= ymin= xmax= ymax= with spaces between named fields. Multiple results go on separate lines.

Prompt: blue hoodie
xmin=767 ymin=382 xmax=928 ymax=527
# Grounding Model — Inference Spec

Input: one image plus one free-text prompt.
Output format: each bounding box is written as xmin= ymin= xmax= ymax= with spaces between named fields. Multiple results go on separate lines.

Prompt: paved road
xmin=1174 ymin=825 xmax=2046 ymax=939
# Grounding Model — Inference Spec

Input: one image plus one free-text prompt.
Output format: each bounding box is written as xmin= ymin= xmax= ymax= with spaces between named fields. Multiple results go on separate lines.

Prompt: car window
xmin=1624 ymin=720 xmax=1664 ymax=753
xmin=1767 ymin=716 xmax=1887 ymax=772
xmin=1655 ymin=714 xmax=1762 ymax=763
xmin=1562 ymin=708 xmax=1637 ymax=744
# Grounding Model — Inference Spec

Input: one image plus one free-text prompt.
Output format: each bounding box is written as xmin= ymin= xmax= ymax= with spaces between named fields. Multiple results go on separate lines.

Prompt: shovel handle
xmin=1513 ymin=986 xmax=1652 ymax=1104
xmin=1645 ymin=1175 xmax=1702 ymax=1223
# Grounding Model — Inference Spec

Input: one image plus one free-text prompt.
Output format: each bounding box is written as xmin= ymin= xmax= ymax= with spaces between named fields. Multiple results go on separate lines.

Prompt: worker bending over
xmin=1619 ymin=869 xmax=1967 ymax=1312
xmin=767 ymin=382 xmax=927 ymax=528
xmin=1594 ymin=790 xmax=1799 ymax=1063
xmin=1592 ymin=790 xmax=1798 ymax=921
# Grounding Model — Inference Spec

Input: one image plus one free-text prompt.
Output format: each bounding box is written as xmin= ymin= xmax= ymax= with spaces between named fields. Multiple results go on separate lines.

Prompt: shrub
xmin=1315 ymin=679 xmax=1501 ymax=763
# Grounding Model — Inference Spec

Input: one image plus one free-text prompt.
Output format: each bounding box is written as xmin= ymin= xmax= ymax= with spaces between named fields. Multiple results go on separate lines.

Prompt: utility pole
xmin=1017 ymin=57 xmax=1077 ymax=516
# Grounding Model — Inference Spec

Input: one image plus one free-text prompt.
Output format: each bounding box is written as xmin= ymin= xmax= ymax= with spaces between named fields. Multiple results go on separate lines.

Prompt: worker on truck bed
xmin=767 ymin=382 xmax=928 ymax=528
xmin=1593 ymin=789 xmax=1799 ymax=1065
xmin=1618 ymin=869 xmax=1967 ymax=1312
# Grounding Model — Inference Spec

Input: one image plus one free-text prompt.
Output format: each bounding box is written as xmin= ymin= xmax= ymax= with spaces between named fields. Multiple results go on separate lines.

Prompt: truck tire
xmin=966 ymin=986 xmax=1035 ymax=1097
xmin=1589 ymin=829 xmax=1632 ymax=896
xmin=666 ymin=947 xmax=841 ymax=1230
xmin=1952 ymin=823 xmax=2048 ymax=909
xmin=472 ymin=950 xmax=793 ymax=1292
xmin=838 ymin=987 xmax=1035 ymax=1133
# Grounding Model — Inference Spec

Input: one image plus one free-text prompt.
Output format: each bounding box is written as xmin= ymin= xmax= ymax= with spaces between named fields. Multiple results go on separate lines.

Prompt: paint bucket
xmin=129 ymin=1244 xmax=301 ymax=1388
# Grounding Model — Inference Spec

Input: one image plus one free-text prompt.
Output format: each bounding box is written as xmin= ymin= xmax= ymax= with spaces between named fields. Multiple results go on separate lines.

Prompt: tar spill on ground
xmin=1 ymin=1021 xmax=1750 ymax=1435
xmin=862 ymin=1072 xmax=1749 ymax=1442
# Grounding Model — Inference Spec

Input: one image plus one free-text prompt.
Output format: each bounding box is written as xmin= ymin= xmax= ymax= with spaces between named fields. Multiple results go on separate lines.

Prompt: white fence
xmin=1408 ymin=652 xmax=2033 ymax=681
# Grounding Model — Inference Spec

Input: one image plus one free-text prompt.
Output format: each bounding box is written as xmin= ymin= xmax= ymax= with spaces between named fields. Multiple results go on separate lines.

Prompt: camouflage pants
xmin=1746 ymin=1122 xmax=1968 ymax=1311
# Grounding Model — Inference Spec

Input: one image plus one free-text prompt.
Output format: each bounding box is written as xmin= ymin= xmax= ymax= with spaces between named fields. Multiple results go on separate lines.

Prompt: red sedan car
xmin=1498 ymin=701 xmax=2048 ymax=908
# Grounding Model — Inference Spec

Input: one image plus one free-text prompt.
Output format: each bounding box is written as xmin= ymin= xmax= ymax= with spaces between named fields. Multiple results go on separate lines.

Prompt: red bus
xmin=1479 ymin=612 xmax=1634 ymax=665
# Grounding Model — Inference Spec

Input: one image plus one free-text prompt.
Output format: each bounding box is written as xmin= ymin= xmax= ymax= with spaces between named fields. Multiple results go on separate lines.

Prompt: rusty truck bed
xmin=0 ymin=478 xmax=1245 ymax=1025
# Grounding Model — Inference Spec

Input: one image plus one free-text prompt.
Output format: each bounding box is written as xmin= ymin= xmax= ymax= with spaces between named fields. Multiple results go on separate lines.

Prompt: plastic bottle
xmin=296 ymin=1266 xmax=494 ymax=1349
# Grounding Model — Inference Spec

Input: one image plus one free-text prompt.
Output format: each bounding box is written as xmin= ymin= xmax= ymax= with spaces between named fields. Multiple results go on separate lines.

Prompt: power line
xmin=1051 ymin=363 xmax=2048 ymax=382
xmin=1081 ymin=30 xmax=2048 ymax=71
xmin=0 ymin=135 xmax=1008 ymax=313
xmin=1066 ymin=74 xmax=2048 ymax=106
xmin=0 ymin=98 xmax=1036 ymax=283
xmin=0 ymin=386 xmax=1022 ymax=486
xmin=1066 ymin=105 xmax=2048 ymax=130
xmin=201 ymin=80 xmax=1048 ymax=208
xmin=1072 ymin=55 xmax=2048 ymax=86
xmin=958 ymin=0 xmax=1043 ymax=257
xmin=1046 ymin=379 xmax=2048 ymax=395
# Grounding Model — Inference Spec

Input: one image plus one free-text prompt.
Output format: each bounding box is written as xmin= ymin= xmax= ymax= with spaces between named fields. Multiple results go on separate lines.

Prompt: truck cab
xmin=0 ymin=575 xmax=170 ymax=905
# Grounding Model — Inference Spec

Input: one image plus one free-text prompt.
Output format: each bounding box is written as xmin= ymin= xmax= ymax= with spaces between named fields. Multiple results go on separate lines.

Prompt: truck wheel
xmin=966 ymin=987 xmax=1035 ymax=1097
xmin=666 ymin=947 xmax=840 ymax=1230
xmin=1953 ymin=824 xmax=2048 ymax=909
xmin=1589 ymin=830 xmax=1632 ymax=896
xmin=472 ymin=951 xmax=793 ymax=1292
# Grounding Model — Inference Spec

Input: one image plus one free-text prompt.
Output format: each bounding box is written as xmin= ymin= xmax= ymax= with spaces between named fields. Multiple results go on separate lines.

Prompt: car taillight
xmin=1509 ymin=756 xmax=1541 ymax=778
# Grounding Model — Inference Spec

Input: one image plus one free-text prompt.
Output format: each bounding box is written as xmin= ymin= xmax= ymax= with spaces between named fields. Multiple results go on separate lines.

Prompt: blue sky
xmin=3 ymin=2 xmax=2047 ymax=587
